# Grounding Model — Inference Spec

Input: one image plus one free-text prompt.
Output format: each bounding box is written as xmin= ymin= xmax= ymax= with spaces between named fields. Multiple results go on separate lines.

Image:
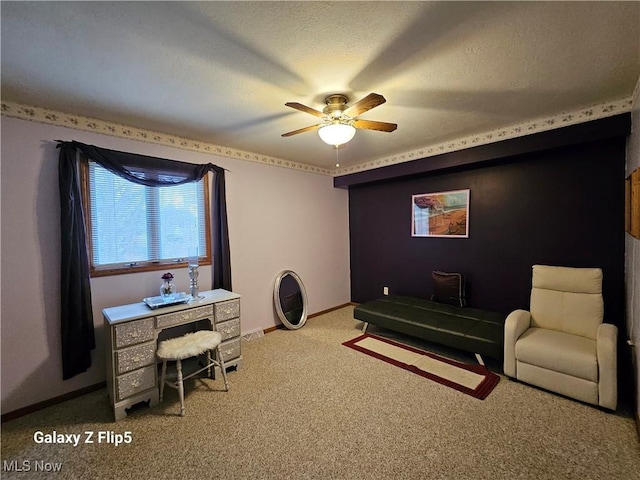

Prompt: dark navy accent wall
xmin=349 ymin=139 xmax=626 ymax=332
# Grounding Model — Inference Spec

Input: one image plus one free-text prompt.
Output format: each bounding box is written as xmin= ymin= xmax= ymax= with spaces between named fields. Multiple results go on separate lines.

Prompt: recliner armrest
xmin=596 ymin=323 xmax=618 ymax=410
xmin=503 ymin=309 xmax=531 ymax=378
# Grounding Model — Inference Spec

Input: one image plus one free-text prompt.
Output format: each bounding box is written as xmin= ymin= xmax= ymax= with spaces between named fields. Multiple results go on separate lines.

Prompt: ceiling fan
xmin=282 ymin=93 xmax=397 ymax=147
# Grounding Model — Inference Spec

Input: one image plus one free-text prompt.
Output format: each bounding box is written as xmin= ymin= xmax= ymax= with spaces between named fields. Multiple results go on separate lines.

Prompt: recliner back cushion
xmin=529 ymin=265 xmax=603 ymax=339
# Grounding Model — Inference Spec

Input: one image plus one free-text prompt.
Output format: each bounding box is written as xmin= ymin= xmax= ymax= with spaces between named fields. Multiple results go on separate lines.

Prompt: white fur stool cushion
xmin=157 ymin=330 xmax=222 ymax=360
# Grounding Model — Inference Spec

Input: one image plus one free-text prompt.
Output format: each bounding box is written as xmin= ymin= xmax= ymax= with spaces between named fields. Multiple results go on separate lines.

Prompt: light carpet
xmin=1 ymin=306 xmax=639 ymax=479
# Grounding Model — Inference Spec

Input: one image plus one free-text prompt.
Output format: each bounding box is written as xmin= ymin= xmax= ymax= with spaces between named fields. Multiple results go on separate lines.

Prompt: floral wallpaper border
xmin=1 ymin=97 xmax=633 ymax=178
xmin=0 ymin=101 xmax=333 ymax=176
xmin=335 ymin=97 xmax=634 ymax=176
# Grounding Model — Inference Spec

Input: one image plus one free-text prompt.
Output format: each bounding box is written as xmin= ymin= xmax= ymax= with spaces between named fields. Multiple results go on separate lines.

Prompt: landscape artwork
xmin=411 ymin=189 xmax=469 ymax=238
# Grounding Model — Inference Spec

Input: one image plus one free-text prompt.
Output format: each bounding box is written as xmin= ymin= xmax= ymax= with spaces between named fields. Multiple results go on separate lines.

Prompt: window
xmin=82 ymin=160 xmax=211 ymax=276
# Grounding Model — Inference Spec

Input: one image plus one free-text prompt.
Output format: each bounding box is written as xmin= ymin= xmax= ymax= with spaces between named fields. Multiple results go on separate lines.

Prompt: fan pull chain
xmin=335 ymin=146 xmax=340 ymax=168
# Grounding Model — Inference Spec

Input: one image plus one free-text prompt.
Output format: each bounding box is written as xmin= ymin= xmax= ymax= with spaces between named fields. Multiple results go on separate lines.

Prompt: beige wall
xmin=0 ymin=116 xmax=350 ymax=414
xmin=626 ymin=76 xmax=640 ymax=422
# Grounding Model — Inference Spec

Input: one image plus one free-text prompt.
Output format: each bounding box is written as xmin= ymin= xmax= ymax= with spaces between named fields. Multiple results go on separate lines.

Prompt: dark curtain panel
xmin=58 ymin=144 xmax=95 ymax=379
xmin=57 ymin=141 xmax=232 ymax=379
xmin=212 ymin=169 xmax=232 ymax=290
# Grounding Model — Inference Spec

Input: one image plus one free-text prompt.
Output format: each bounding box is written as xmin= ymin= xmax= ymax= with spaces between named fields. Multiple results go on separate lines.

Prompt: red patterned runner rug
xmin=342 ymin=334 xmax=499 ymax=399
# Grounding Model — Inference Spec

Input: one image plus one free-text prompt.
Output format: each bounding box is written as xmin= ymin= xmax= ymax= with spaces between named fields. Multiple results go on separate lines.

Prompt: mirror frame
xmin=274 ymin=270 xmax=308 ymax=330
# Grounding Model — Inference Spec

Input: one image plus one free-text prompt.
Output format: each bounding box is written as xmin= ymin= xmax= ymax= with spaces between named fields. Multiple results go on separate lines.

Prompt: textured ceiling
xmin=2 ymin=1 xmax=639 ymax=172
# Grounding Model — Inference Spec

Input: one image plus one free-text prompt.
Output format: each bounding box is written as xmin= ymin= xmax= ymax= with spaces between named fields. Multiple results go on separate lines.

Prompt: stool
xmin=157 ymin=330 xmax=229 ymax=416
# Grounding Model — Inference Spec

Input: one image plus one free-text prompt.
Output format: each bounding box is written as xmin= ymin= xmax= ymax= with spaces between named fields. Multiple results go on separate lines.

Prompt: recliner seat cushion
xmin=514 ymin=327 xmax=598 ymax=382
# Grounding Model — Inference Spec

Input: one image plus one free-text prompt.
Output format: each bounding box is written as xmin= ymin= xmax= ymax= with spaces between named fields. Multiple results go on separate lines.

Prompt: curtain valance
xmin=60 ymin=140 xmax=224 ymax=186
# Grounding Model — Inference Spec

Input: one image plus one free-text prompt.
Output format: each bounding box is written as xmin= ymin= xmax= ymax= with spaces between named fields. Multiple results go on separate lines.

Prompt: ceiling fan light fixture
xmin=318 ymin=122 xmax=356 ymax=146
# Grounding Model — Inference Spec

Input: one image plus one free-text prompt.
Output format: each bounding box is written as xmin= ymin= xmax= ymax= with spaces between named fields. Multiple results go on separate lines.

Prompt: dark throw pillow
xmin=431 ymin=271 xmax=466 ymax=307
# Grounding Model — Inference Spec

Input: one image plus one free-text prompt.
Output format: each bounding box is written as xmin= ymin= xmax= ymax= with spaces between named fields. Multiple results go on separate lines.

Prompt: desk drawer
xmin=116 ymin=342 xmax=156 ymax=374
xmin=114 ymin=318 xmax=155 ymax=348
xmin=216 ymin=318 xmax=240 ymax=341
xmin=215 ymin=299 xmax=240 ymax=322
xmin=156 ymin=305 xmax=213 ymax=329
xmin=219 ymin=338 xmax=241 ymax=363
xmin=116 ymin=366 xmax=156 ymax=401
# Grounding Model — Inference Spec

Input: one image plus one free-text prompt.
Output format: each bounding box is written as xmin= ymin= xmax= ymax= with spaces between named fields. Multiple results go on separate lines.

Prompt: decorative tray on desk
xmin=143 ymin=292 xmax=190 ymax=310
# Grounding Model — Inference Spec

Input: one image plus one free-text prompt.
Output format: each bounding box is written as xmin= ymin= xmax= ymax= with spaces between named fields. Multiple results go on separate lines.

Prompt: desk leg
xmin=113 ymin=389 xmax=159 ymax=422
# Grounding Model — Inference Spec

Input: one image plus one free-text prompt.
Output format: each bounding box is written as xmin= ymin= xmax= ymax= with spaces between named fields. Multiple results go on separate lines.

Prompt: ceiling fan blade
xmin=353 ymin=119 xmax=397 ymax=132
xmin=344 ymin=93 xmax=386 ymax=117
xmin=285 ymin=102 xmax=325 ymax=118
xmin=281 ymin=124 xmax=321 ymax=137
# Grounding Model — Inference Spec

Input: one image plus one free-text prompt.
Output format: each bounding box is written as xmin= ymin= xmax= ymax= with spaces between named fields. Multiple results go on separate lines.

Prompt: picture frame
xmin=411 ymin=189 xmax=470 ymax=238
xmin=626 ymin=168 xmax=640 ymax=239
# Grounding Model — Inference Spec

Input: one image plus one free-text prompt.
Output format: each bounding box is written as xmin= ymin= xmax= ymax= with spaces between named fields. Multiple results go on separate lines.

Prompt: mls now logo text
xmin=3 ymin=460 xmax=63 ymax=472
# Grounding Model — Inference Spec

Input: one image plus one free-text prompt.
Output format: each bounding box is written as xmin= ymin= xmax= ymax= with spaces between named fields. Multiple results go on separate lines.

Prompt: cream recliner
xmin=504 ymin=265 xmax=617 ymax=410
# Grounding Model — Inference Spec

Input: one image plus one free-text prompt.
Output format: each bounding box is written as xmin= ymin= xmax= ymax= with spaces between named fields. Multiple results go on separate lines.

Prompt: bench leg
xmin=475 ymin=353 xmax=485 ymax=366
xmin=362 ymin=322 xmax=368 ymax=333
xmin=159 ymin=360 xmax=167 ymax=401
xmin=176 ymin=359 xmax=185 ymax=417
xmin=215 ymin=345 xmax=230 ymax=392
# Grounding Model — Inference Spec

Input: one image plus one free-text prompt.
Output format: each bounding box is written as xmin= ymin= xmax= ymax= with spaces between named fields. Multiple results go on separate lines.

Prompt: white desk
xmin=103 ymin=289 xmax=241 ymax=421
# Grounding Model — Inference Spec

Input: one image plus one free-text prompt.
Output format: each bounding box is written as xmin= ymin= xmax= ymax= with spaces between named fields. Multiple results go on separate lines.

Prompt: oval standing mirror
xmin=274 ymin=270 xmax=308 ymax=330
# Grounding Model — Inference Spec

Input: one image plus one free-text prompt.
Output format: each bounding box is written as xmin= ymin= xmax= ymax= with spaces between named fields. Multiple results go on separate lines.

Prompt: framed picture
xmin=411 ymin=189 xmax=469 ymax=238
xmin=626 ymin=168 xmax=640 ymax=239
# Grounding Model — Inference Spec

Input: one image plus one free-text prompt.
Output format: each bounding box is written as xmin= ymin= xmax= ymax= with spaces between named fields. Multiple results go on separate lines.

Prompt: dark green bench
xmin=353 ymin=295 xmax=506 ymax=360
